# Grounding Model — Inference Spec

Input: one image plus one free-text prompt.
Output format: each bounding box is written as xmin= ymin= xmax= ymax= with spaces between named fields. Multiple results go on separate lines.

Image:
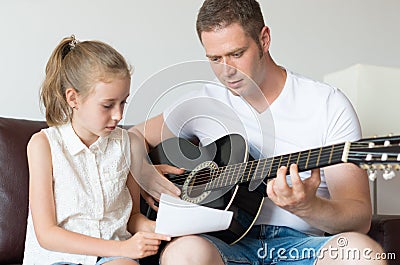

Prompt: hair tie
xmin=62 ymin=35 xmax=79 ymax=59
xmin=69 ymin=34 xmax=78 ymax=50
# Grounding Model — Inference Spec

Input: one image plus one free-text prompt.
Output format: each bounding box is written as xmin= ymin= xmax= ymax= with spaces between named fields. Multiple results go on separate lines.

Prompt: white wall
xmin=1 ymin=1 xmax=400 ymax=213
xmin=324 ymin=64 xmax=400 ymax=215
xmin=1 ymin=0 xmax=400 ymax=122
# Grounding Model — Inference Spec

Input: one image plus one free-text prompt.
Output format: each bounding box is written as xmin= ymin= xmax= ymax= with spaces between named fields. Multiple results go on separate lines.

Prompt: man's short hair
xmin=196 ymin=0 xmax=265 ymax=48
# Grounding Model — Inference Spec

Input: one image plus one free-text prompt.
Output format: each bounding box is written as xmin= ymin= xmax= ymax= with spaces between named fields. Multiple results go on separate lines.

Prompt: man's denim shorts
xmin=96 ymin=256 xmax=138 ymax=265
xmin=51 ymin=256 xmax=138 ymax=265
xmin=202 ymin=225 xmax=335 ymax=265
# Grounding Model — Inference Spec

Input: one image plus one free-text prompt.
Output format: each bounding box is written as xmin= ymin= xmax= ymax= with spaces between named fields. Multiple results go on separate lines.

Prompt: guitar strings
xmin=155 ymin=142 xmax=398 ymax=195
xmin=187 ymin=150 xmax=396 ymax=194
xmin=214 ymin=145 xmax=395 ymax=185
xmin=160 ymin=142 xmax=395 ymax=189
xmin=173 ymin=142 xmax=395 ymax=183
xmin=159 ymin=145 xmax=347 ymax=189
xmin=169 ymin=147 xmax=345 ymax=187
xmin=209 ymin=148 xmax=345 ymax=188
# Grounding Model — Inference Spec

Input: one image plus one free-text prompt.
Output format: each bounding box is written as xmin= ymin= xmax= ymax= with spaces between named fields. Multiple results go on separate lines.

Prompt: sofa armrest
xmin=368 ymin=215 xmax=400 ymax=265
xmin=0 ymin=117 xmax=47 ymax=264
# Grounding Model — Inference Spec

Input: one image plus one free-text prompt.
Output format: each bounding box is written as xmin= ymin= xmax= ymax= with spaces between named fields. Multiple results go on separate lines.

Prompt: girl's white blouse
xmin=23 ymin=123 xmax=133 ymax=265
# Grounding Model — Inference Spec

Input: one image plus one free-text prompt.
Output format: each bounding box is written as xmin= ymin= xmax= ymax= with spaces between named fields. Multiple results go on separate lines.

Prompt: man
xmin=130 ymin=0 xmax=386 ymax=264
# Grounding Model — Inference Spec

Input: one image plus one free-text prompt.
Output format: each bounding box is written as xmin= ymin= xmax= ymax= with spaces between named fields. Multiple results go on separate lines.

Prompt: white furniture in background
xmin=324 ymin=64 xmax=400 ymax=215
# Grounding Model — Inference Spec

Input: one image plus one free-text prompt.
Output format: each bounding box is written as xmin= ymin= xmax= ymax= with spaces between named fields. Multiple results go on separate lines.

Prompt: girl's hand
xmin=120 ymin=232 xmax=171 ymax=259
xmin=141 ymin=164 xmax=183 ymax=203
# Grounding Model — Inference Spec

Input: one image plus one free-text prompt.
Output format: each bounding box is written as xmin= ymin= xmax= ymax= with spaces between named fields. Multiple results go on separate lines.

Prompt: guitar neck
xmin=207 ymin=142 xmax=348 ymax=190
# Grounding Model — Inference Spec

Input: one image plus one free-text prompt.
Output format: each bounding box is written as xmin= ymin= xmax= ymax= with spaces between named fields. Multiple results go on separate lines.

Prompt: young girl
xmin=23 ymin=35 xmax=170 ymax=265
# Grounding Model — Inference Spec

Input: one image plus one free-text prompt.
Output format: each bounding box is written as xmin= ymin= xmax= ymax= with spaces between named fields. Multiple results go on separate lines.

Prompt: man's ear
xmin=259 ymin=26 xmax=271 ymax=53
xmin=65 ymin=87 xmax=79 ymax=109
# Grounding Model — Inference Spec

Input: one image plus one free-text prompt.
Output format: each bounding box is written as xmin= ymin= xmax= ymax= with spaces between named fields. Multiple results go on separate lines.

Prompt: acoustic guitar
xmin=148 ymin=134 xmax=400 ymax=245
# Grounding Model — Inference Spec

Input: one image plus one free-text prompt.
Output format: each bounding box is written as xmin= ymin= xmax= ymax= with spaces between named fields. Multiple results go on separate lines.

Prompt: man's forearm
xmin=295 ymin=196 xmax=372 ymax=234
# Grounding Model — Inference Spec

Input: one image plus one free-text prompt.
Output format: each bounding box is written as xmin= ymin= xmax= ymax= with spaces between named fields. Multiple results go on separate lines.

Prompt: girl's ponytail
xmin=40 ymin=36 xmax=76 ymax=126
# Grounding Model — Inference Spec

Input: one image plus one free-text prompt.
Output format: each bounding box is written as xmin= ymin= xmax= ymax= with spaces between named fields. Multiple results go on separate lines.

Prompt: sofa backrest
xmin=0 ymin=117 xmax=47 ymax=264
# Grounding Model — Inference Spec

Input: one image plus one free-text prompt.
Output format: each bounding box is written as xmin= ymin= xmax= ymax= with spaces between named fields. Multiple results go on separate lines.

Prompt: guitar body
xmin=148 ymin=134 xmax=265 ymax=245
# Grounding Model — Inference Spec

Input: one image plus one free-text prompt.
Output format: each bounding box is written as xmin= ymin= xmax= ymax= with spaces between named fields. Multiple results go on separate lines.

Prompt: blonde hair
xmin=40 ymin=35 xmax=132 ymax=126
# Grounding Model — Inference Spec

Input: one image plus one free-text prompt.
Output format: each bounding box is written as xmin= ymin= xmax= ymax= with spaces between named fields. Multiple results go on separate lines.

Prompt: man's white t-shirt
xmin=163 ymin=69 xmax=361 ymax=235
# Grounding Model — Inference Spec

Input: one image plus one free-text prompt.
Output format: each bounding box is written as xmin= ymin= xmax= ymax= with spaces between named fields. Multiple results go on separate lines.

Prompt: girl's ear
xmin=65 ymin=87 xmax=79 ymax=109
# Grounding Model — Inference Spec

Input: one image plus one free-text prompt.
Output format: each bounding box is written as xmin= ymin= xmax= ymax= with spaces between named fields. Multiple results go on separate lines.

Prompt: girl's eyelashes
xmin=102 ymin=100 xmax=128 ymax=109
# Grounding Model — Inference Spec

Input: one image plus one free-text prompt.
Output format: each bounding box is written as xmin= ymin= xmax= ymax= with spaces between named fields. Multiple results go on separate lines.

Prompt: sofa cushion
xmin=0 ymin=117 xmax=47 ymax=264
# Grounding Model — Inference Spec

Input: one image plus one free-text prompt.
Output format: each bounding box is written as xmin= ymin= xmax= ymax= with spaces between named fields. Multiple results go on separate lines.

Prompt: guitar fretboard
xmin=205 ymin=143 xmax=347 ymax=190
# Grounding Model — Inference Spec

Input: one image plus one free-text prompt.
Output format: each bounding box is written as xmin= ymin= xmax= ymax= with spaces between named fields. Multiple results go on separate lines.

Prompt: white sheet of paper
xmin=155 ymin=193 xmax=233 ymax=237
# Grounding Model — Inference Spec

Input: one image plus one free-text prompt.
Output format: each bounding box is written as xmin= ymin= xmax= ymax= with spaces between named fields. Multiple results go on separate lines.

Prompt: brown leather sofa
xmin=1 ymin=116 xmax=399 ymax=265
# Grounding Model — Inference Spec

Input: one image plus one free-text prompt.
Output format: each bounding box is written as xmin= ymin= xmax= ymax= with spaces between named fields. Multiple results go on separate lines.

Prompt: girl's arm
xmin=127 ymin=130 xmax=182 ymax=206
xmin=28 ymin=132 xmax=169 ymax=259
xmin=126 ymin=171 xmax=156 ymax=234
